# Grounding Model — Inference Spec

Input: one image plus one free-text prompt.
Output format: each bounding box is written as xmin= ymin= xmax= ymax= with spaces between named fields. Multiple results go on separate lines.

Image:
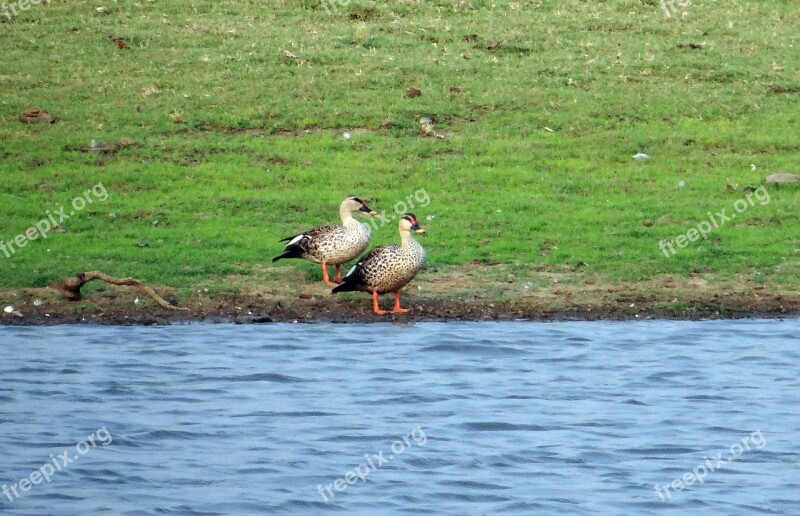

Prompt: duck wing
xmin=278 ymin=224 xmax=340 ymax=243
xmin=273 ymin=224 xmax=342 ymax=262
xmin=331 ymin=244 xmax=399 ymax=293
xmin=353 ymin=245 xmax=388 ymax=266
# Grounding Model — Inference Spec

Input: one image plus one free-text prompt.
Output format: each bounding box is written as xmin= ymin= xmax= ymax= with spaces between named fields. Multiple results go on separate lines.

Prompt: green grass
xmin=1 ymin=0 xmax=799 ymax=291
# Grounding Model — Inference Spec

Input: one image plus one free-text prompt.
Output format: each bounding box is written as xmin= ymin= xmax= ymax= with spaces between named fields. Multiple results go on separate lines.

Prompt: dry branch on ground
xmin=50 ymin=271 xmax=188 ymax=311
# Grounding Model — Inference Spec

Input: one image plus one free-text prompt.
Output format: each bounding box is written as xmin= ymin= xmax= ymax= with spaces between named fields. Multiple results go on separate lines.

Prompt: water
xmin=1 ymin=320 xmax=798 ymax=515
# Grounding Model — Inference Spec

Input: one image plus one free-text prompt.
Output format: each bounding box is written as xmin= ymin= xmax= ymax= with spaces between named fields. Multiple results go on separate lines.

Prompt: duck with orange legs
xmin=332 ymin=214 xmax=426 ymax=314
xmin=273 ymin=196 xmax=377 ymax=286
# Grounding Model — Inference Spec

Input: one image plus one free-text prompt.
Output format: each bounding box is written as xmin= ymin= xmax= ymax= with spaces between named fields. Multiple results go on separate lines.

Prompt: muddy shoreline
xmin=2 ymin=289 xmax=798 ymax=325
xmin=3 ymin=267 xmax=799 ymax=325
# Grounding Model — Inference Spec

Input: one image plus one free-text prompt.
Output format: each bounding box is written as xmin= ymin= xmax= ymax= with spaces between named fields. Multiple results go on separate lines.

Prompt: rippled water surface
xmin=1 ymin=320 xmax=798 ymax=515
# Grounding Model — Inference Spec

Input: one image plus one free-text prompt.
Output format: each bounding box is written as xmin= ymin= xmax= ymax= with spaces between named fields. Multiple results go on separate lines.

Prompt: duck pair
xmin=272 ymin=196 xmax=426 ymax=314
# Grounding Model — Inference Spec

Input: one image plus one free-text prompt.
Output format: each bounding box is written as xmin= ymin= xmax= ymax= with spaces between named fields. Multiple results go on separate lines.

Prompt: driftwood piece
xmin=51 ymin=271 xmax=189 ymax=311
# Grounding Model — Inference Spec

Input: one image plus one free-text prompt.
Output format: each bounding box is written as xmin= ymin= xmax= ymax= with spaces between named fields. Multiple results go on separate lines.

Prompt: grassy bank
xmin=1 ymin=0 xmax=798 ymax=313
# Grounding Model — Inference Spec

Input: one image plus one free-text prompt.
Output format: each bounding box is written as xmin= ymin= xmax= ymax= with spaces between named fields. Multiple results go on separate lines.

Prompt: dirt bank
xmin=2 ymin=267 xmax=798 ymax=325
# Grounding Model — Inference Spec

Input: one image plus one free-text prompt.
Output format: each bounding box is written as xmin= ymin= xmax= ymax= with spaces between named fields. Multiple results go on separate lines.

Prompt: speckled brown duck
xmin=332 ymin=213 xmax=426 ymax=314
xmin=273 ymin=196 xmax=377 ymax=285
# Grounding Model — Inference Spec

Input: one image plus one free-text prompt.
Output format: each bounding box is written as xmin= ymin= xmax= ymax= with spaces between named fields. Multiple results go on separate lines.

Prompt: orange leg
xmin=372 ymin=291 xmax=388 ymax=315
xmin=391 ymin=291 xmax=410 ymax=313
xmin=321 ymin=263 xmax=338 ymax=286
xmin=333 ymin=264 xmax=342 ymax=283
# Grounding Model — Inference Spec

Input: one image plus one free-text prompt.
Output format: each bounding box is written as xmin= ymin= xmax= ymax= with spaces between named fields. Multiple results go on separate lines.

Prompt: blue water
xmin=0 ymin=320 xmax=798 ymax=515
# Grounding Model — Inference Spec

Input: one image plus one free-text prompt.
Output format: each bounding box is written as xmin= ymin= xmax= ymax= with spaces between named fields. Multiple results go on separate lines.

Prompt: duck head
xmin=342 ymin=196 xmax=377 ymax=216
xmin=400 ymin=213 xmax=426 ymax=235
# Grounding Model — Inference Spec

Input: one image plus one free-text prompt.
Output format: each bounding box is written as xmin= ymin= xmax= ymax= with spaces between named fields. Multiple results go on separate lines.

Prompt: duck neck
xmin=399 ymin=229 xmax=414 ymax=246
xmin=340 ymin=206 xmax=356 ymax=226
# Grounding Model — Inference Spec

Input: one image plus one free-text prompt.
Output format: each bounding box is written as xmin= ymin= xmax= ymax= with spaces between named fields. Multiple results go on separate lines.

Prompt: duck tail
xmin=273 ymin=234 xmax=307 ymax=262
xmin=331 ymin=280 xmax=356 ymax=294
xmin=331 ymin=267 xmax=363 ymax=294
xmin=272 ymin=248 xmax=301 ymax=262
xmin=272 ymin=252 xmax=290 ymax=263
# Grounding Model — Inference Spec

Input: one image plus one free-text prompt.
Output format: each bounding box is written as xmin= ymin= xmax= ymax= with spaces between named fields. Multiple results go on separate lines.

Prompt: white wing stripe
xmin=288 ymin=234 xmax=305 ymax=245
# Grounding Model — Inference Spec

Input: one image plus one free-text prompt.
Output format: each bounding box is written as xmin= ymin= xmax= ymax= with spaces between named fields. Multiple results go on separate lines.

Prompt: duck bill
xmin=411 ymin=223 xmax=426 ymax=235
xmin=360 ymin=205 xmax=377 ymax=216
